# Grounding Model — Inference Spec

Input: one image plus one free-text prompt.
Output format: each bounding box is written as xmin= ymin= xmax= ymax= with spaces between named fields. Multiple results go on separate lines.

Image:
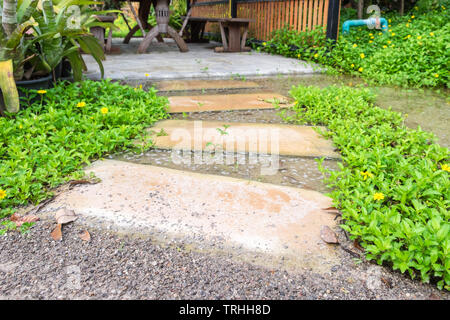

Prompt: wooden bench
xmin=182 ymin=17 xmax=253 ymax=52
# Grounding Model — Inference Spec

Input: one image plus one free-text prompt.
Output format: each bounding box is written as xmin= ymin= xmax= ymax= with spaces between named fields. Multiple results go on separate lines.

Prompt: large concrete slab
xmin=148 ymin=120 xmax=340 ymax=159
xmin=44 ymin=160 xmax=340 ymax=270
xmin=83 ymin=38 xmax=321 ymax=81
xmin=168 ymin=93 xmax=289 ymax=113
xmin=157 ymin=79 xmax=260 ymax=91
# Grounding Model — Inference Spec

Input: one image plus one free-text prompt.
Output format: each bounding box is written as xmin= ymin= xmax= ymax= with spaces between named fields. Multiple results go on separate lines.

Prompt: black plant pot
xmin=54 ymin=60 xmax=74 ymax=83
xmin=16 ymin=74 xmax=53 ymax=92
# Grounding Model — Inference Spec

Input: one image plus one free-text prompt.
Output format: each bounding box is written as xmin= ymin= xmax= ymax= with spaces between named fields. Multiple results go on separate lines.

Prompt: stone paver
xmin=43 ymin=160 xmax=340 ymax=271
xmin=168 ymin=93 xmax=290 ymax=113
xmin=148 ymin=119 xmax=340 ymax=158
xmin=157 ymin=79 xmax=260 ymax=91
xmin=83 ymin=39 xmax=321 ymax=81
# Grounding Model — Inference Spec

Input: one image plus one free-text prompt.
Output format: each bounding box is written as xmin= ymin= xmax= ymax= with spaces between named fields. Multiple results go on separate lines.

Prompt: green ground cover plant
xmin=0 ymin=80 xmax=168 ymax=228
xmin=256 ymin=4 xmax=449 ymax=88
xmin=286 ymin=84 xmax=449 ymax=290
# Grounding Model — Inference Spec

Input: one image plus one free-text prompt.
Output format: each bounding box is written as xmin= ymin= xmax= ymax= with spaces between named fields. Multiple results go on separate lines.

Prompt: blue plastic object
xmin=342 ymin=17 xmax=388 ymax=34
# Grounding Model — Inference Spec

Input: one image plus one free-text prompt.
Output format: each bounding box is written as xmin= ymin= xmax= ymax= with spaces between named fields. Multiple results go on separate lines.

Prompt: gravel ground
xmin=0 ymin=220 xmax=448 ymax=300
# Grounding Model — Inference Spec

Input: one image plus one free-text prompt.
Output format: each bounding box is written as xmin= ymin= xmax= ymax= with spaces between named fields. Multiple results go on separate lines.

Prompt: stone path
xmin=40 ymin=80 xmax=341 ymax=272
xmin=4 ymin=79 xmax=449 ymax=300
xmin=148 ymin=119 xmax=340 ymax=158
xmin=83 ymin=39 xmax=321 ymax=81
xmin=167 ymin=93 xmax=290 ymax=113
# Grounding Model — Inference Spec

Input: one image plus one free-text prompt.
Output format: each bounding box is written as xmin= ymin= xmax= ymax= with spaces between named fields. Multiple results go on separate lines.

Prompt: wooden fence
xmin=189 ymin=0 xmax=341 ymax=41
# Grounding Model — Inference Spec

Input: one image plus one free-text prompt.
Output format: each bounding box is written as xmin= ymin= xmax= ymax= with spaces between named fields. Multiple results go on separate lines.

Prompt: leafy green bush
xmin=0 ymin=80 xmax=168 ymax=220
xmin=257 ymin=6 xmax=449 ymax=88
xmin=286 ymin=84 xmax=449 ymax=290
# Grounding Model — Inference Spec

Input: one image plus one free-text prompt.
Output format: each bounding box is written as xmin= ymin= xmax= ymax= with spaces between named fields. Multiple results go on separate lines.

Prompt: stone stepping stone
xmin=157 ymin=79 xmax=260 ymax=91
xmin=45 ymin=160 xmax=340 ymax=270
xmin=148 ymin=120 xmax=340 ymax=159
xmin=168 ymin=93 xmax=290 ymax=113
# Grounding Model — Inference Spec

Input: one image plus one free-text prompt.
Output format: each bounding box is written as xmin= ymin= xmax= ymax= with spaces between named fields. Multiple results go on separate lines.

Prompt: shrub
xmin=257 ymin=6 xmax=449 ymax=88
xmin=287 ymin=84 xmax=449 ymax=290
xmin=0 ymin=80 xmax=168 ymax=221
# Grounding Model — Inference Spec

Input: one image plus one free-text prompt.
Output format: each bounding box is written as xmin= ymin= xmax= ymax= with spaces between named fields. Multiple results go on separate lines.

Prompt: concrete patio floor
xmin=83 ymin=38 xmax=322 ymax=81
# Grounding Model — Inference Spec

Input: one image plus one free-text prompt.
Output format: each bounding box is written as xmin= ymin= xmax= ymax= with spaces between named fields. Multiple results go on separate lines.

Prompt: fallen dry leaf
xmin=353 ymin=240 xmax=364 ymax=251
xmin=322 ymin=207 xmax=342 ymax=215
xmin=79 ymin=230 xmax=91 ymax=242
xmin=51 ymin=224 xmax=62 ymax=241
xmin=320 ymin=225 xmax=339 ymax=244
xmin=55 ymin=208 xmax=77 ymax=224
xmin=9 ymin=213 xmax=39 ymax=227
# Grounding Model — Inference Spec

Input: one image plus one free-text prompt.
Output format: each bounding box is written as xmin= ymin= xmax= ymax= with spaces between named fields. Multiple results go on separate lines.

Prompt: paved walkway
xmin=40 ymin=80 xmax=342 ymax=271
xmin=3 ymin=79 xmax=449 ymax=300
xmin=83 ymin=39 xmax=321 ymax=81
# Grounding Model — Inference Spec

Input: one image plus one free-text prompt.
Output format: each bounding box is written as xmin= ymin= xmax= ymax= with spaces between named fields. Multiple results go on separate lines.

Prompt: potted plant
xmin=0 ymin=0 xmax=110 ymax=114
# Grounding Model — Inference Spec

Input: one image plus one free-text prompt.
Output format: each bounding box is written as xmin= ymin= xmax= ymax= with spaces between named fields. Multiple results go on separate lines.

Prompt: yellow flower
xmin=441 ymin=164 xmax=450 ymax=172
xmin=378 ymin=32 xmax=382 ymax=36
xmin=353 ymin=44 xmax=357 ymax=48
xmin=383 ymin=45 xmax=387 ymax=48
xmin=262 ymin=42 xmax=267 ymax=46
xmin=358 ymin=67 xmax=363 ymax=72
xmin=19 ymin=124 xmax=23 ymax=129
xmin=351 ymin=63 xmax=355 ymax=68
xmin=139 ymin=84 xmax=143 ymax=89
xmin=430 ymin=32 xmax=434 ymax=36
xmin=314 ymin=53 xmax=319 ymax=58
xmin=297 ymin=54 xmax=301 ymax=58
xmin=388 ymin=24 xmax=391 ymax=27
xmin=373 ymin=192 xmax=385 ymax=201
xmin=435 ymin=74 xmax=439 ymax=78
xmin=360 ymin=171 xmax=373 ymax=180
xmin=387 ymin=40 xmax=392 ymax=44
xmin=37 ymin=90 xmax=47 ymax=94
xmin=145 ymin=73 xmax=150 ymax=77
xmin=0 ymin=189 xmax=6 ymax=200
xmin=417 ymin=36 xmax=422 ymax=40
xmin=411 ymin=15 xmax=415 ymax=19
xmin=100 ymin=107 xmax=108 ymax=114
xmin=77 ymin=102 xmax=86 ymax=108
xmin=406 ymin=23 xmax=409 ymax=27
xmin=391 ymin=33 xmax=396 ymax=36
xmin=369 ymin=33 xmax=373 ymax=36
xmin=388 ymin=19 xmax=391 ymax=23
xmin=360 ymin=53 xmax=365 ymax=59
xmin=369 ymin=40 xmax=373 ymax=43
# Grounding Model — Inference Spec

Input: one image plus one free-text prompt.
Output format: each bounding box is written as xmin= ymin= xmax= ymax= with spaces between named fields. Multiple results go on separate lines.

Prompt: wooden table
xmin=216 ymin=18 xmax=253 ymax=53
xmin=123 ymin=0 xmax=188 ymax=53
xmin=181 ymin=17 xmax=253 ymax=52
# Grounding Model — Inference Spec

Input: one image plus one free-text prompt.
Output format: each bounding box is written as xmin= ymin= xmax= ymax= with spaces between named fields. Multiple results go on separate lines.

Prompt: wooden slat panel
xmin=190 ymin=0 xmax=335 ymax=40
xmin=308 ymin=0 xmax=313 ymax=30
xmin=313 ymin=0 xmax=318 ymax=28
xmin=293 ymin=0 xmax=299 ymax=31
xmin=302 ymin=0 xmax=308 ymax=31
xmin=318 ymin=0 xmax=324 ymax=26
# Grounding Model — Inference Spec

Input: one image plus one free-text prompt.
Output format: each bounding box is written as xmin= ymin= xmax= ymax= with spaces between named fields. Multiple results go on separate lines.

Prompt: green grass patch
xmin=0 ymin=80 xmax=168 ymax=224
xmin=257 ymin=5 xmax=449 ymax=88
xmin=286 ymin=84 xmax=449 ymax=290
